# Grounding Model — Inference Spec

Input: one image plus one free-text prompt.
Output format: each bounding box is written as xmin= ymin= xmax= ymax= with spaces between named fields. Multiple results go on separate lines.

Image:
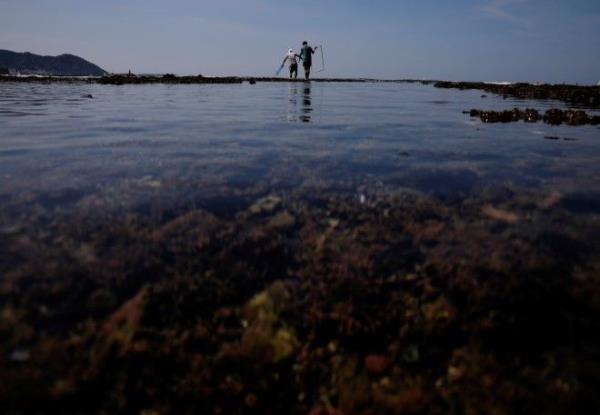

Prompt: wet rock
xmin=544 ymin=109 xmax=591 ymax=125
xmin=437 ymin=81 xmax=600 ymax=108
xmin=543 ymin=109 xmax=598 ymax=125
xmin=96 ymin=74 xmax=245 ymax=85
xmin=469 ymin=107 xmax=599 ymax=125
xmin=469 ymin=108 xmax=520 ymax=123
xmin=523 ymin=108 xmax=540 ymax=122
xmin=544 ymin=109 xmax=564 ymax=125
xmin=565 ymin=110 xmax=589 ymax=125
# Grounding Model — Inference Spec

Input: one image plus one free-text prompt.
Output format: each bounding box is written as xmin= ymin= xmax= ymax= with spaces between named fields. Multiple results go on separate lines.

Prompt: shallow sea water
xmin=1 ymin=81 xmax=600 ymax=414
xmin=1 ymin=81 xmax=599 ymax=217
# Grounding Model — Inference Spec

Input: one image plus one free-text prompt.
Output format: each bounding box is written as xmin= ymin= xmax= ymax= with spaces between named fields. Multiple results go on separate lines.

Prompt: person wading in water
xmin=299 ymin=41 xmax=318 ymax=80
xmin=281 ymin=49 xmax=299 ymax=79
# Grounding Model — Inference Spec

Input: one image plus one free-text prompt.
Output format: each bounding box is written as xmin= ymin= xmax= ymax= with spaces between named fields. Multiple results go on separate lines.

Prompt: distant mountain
xmin=0 ymin=50 xmax=107 ymax=76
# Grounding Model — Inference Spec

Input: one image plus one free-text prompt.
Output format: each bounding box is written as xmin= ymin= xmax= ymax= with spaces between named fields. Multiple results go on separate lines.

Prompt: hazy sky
xmin=1 ymin=0 xmax=599 ymax=83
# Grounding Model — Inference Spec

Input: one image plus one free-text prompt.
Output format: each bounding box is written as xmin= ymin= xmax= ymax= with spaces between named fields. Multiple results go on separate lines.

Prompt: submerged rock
xmin=1 ymin=187 xmax=599 ymax=414
xmin=248 ymin=195 xmax=282 ymax=215
xmin=240 ymin=283 xmax=298 ymax=363
xmin=481 ymin=204 xmax=520 ymax=223
xmin=9 ymin=349 xmax=30 ymax=362
xmin=365 ymin=354 xmax=389 ymax=375
xmin=267 ymin=211 xmax=296 ymax=229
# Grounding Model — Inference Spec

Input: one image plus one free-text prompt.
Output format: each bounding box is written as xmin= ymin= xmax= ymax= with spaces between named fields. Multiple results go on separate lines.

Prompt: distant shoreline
xmin=2 ymin=74 xmax=599 ymax=107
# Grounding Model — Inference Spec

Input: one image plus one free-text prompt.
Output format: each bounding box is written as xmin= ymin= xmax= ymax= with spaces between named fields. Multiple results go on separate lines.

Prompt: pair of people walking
xmin=281 ymin=41 xmax=318 ymax=80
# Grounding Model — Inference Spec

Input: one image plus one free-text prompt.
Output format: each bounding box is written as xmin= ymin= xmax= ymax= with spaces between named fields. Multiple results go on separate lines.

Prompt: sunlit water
xmin=1 ymin=81 xmax=599 ymax=221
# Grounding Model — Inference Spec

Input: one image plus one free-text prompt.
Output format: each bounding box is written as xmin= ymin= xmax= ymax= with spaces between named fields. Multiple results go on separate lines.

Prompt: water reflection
xmin=2 ymin=81 xmax=600 ymax=207
xmin=287 ymin=82 xmax=312 ymax=123
xmin=301 ymin=84 xmax=312 ymax=122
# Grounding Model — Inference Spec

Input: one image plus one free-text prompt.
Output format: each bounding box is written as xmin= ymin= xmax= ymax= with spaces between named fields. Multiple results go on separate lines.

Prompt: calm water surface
xmin=1 ymin=81 xmax=599 ymax=219
xmin=2 ymin=81 xmax=600 ymax=415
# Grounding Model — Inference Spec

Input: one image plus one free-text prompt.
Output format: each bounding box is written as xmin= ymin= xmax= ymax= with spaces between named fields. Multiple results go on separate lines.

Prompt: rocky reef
xmin=97 ymin=74 xmax=246 ymax=85
xmin=1 ymin=184 xmax=599 ymax=414
xmin=468 ymin=108 xmax=600 ymax=125
xmin=436 ymin=81 xmax=600 ymax=108
xmin=0 ymin=74 xmax=428 ymax=85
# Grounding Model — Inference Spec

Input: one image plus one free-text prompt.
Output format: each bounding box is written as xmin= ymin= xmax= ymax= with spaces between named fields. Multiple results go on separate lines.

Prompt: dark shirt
xmin=300 ymin=46 xmax=315 ymax=66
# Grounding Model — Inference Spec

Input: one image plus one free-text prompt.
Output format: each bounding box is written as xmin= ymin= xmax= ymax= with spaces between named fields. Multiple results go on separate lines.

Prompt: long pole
xmin=318 ymin=45 xmax=325 ymax=73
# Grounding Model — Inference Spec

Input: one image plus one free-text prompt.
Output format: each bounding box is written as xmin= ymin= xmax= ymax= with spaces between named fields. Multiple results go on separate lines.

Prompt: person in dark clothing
xmin=299 ymin=41 xmax=318 ymax=80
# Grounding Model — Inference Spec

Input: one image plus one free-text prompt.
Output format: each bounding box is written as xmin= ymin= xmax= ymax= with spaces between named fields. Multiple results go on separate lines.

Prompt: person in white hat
xmin=280 ymin=49 xmax=300 ymax=79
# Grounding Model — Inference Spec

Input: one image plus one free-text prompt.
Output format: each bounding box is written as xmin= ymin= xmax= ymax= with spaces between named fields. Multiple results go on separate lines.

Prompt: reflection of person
xmin=287 ymin=83 xmax=298 ymax=122
xmin=281 ymin=49 xmax=300 ymax=79
xmin=300 ymin=85 xmax=312 ymax=122
xmin=299 ymin=41 xmax=318 ymax=80
xmin=287 ymin=84 xmax=312 ymax=123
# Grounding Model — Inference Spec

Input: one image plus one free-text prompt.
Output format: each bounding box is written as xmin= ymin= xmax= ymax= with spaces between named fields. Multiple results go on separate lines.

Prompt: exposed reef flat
xmin=0 ymin=74 xmax=433 ymax=85
xmin=467 ymin=108 xmax=600 ymax=125
xmin=3 ymin=75 xmax=599 ymax=109
xmin=435 ymin=81 xmax=600 ymax=108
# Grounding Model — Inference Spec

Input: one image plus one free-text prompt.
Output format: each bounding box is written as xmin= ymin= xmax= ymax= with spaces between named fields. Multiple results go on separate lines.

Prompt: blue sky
xmin=1 ymin=0 xmax=599 ymax=83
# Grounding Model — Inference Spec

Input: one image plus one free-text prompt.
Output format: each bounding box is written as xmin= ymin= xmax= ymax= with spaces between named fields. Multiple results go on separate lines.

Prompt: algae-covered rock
xmin=267 ymin=211 xmax=296 ymax=230
xmin=365 ymin=354 xmax=389 ymax=375
xmin=2 ymin=185 xmax=599 ymax=414
xmin=241 ymin=282 xmax=298 ymax=363
xmin=271 ymin=327 xmax=299 ymax=361
xmin=248 ymin=195 xmax=282 ymax=215
xmin=481 ymin=204 xmax=519 ymax=224
xmin=88 ymin=289 xmax=118 ymax=314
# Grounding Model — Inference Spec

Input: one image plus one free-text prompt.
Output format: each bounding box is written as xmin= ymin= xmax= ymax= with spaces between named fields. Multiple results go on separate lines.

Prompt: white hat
xmin=288 ymin=49 xmax=294 ymax=54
